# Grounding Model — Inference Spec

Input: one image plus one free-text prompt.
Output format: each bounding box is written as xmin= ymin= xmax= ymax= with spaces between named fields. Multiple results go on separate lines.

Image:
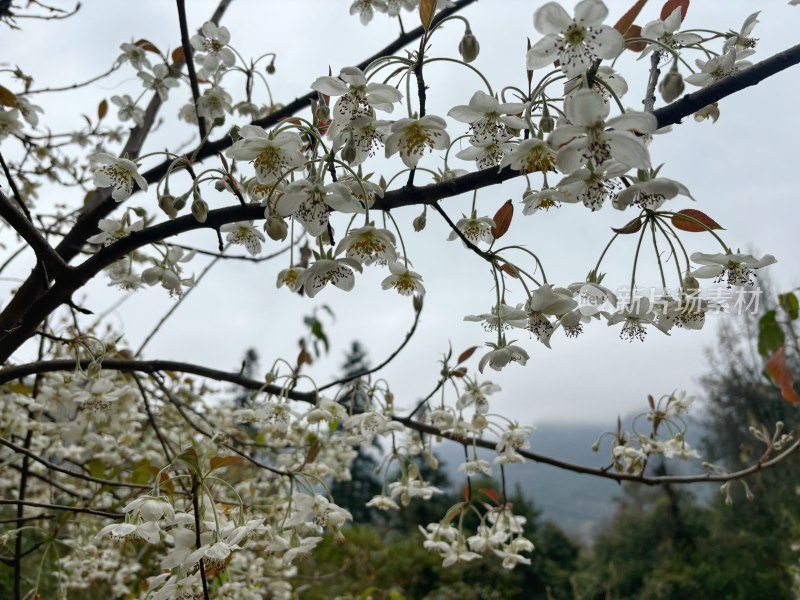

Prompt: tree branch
xmin=176 ymin=0 xmax=207 ymax=141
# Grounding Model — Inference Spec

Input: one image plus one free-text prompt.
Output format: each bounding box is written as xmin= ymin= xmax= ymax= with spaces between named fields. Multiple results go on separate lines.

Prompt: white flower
xmin=607 ymin=297 xmax=657 ymax=341
xmin=220 ymin=221 xmax=265 ymax=256
xmin=447 ymin=214 xmax=495 ymax=245
xmin=523 ymin=284 xmax=578 ymax=348
xmin=465 ymin=304 xmax=528 ymax=332
xmin=458 ymin=458 xmax=492 ymax=476
xmin=12 ymin=96 xmax=43 ymax=127
xmin=557 ymin=160 xmax=628 ymax=211
xmin=226 ymin=126 xmax=306 ymax=184
xmin=478 ymin=342 xmax=529 ymax=373
xmin=495 ymin=424 xmax=533 ymax=463
xmin=190 ymin=21 xmax=236 ymax=71
xmin=381 ymin=261 xmax=425 ymax=296
xmin=335 ymin=225 xmax=397 ymax=264
xmin=296 ymin=258 xmax=363 ymax=297
xmin=521 ymin=187 xmax=567 ymax=214
xmin=723 ymin=12 xmax=760 ymax=58
xmin=448 ymin=91 xmax=527 ymax=144
xmin=329 ymin=115 xmax=391 ymax=165
xmin=117 ymin=42 xmax=151 ymax=70
xmin=111 ymin=94 xmax=145 ymax=127
xmin=690 ymin=252 xmax=776 ymax=287
xmin=385 ymin=115 xmax=450 ymax=168
xmin=457 ymin=380 xmax=500 ymax=413
xmin=548 ymin=89 xmax=657 ymax=173
xmin=685 ymin=50 xmax=752 ymax=87
xmin=527 ymin=0 xmax=625 ymax=78
xmin=366 ymin=494 xmax=400 ymax=511
xmin=90 ymin=153 xmax=148 ymax=201
xmin=613 ymin=176 xmax=693 ymax=210
xmin=276 ymin=179 xmax=359 ymax=236
xmin=499 ymin=138 xmax=556 ymax=174
xmin=87 ymin=217 xmax=144 ymax=246
xmin=0 ymin=108 xmax=22 ymax=141
xmin=96 ymin=521 xmax=160 ymax=544
xmin=197 ymin=85 xmax=232 ymax=122
xmin=138 ymin=64 xmax=179 ymax=101
xmin=276 ymin=266 xmax=305 ymax=291
xmin=640 ymin=7 xmax=702 ymax=58
xmin=312 ymin=66 xmax=402 ymax=123
xmin=350 ymin=0 xmax=388 ymax=25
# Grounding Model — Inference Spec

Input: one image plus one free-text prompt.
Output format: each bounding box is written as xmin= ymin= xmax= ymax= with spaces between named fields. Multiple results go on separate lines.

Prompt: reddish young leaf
xmin=0 ymin=84 xmax=15 ymax=107
xmin=491 ymin=200 xmax=514 ymax=239
xmin=97 ymin=98 xmax=108 ymax=120
xmin=500 ymin=263 xmax=520 ymax=278
xmin=304 ymin=440 xmax=320 ymax=465
xmin=479 ymin=487 xmax=499 ymax=504
xmin=134 ymin=38 xmax=161 ymax=54
xmin=450 ymin=367 xmax=468 ymax=378
xmin=209 ymin=455 xmax=245 ymax=471
xmin=612 ymin=216 xmax=643 ymax=234
xmin=171 ymin=46 xmax=185 ymax=64
xmin=624 ymin=25 xmax=647 ymax=52
xmin=767 ymin=346 xmax=800 ymax=404
xmin=614 ymin=0 xmax=648 ymax=35
xmin=419 ymin=0 xmax=436 ymax=32
xmin=660 ymin=0 xmax=689 ymax=22
xmin=457 ymin=346 xmax=478 ymax=364
xmin=671 ymin=208 xmax=724 ymax=233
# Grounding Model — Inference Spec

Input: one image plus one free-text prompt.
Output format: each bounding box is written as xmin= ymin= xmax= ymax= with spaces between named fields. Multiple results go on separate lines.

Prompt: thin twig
xmin=176 ymin=0 xmax=207 ymax=141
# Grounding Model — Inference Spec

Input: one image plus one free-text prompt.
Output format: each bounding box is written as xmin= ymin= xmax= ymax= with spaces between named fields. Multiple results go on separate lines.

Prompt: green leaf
xmin=779 ymin=292 xmax=799 ymax=321
xmin=758 ymin=310 xmax=785 ymax=357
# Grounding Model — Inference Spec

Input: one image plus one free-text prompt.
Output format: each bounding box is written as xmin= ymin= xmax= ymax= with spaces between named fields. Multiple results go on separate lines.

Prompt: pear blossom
xmin=613 ymin=176 xmax=693 ymax=210
xmin=478 ymin=341 xmax=529 ymax=373
xmin=457 ymin=135 xmax=517 ymax=170
xmin=349 ymin=0 xmax=388 ymax=25
xmin=0 ymin=108 xmax=22 ymax=141
xmin=111 ymin=94 xmax=145 ymax=127
xmin=639 ymin=7 xmax=703 ymax=58
xmin=457 ymin=380 xmax=501 ymax=413
xmin=90 ymin=153 xmax=148 ymax=201
xmin=548 ymin=90 xmax=657 ymax=174
xmin=458 ymin=458 xmax=492 ymax=476
xmin=381 ymin=261 xmax=425 ymax=296
xmin=495 ymin=424 xmax=533 ymax=463
xmin=527 ymin=0 xmax=625 ymax=78
xmin=366 ymin=494 xmax=400 ymax=511
xmin=685 ymin=50 xmax=752 ymax=87
xmin=137 ymin=64 xmax=179 ymax=101
xmin=690 ymin=252 xmax=776 ymax=286
xmin=117 ymin=42 xmax=151 ymax=70
xmin=521 ymin=187 xmax=567 ymax=213
xmin=87 ymin=217 xmax=144 ymax=246
xmin=311 ymin=66 xmax=402 ymax=123
xmin=12 ymin=95 xmax=44 ymax=127
xmin=196 ymin=85 xmax=233 ymax=122
xmin=447 ymin=213 xmax=495 ymax=245
xmin=723 ymin=12 xmax=760 ymax=58
xmin=225 ymin=125 xmax=306 ymax=184
xmin=190 ymin=21 xmax=236 ymax=71
xmin=329 ymin=115 xmax=391 ymax=165
xmin=296 ymin=258 xmax=363 ymax=297
xmin=499 ymin=138 xmax=556 ymax=174
xmin=335 ymin=225 xmax=397 ymax=264
xmin=221 ymin=221 xmax=266 ymax=255
xmin=276 ymin=179 xmax=359 ymax=236
xmin=607 ymin=297 xmax=658 ymax=341
xmin=522 ymin=284 xmax=578 ymax=347
xmin=557 ymin=160 xmax=628 ymax=211
xmin=385 ymin=115 xmax=450 ymax=168
xmin=465 ymin=304 xmax=528 ymax=332
xmin=448 ymin=91 xmax=527 ymax=143
xmin=96 ymin=521 xmax=161 ymax=544
xmin=276 ymin=266 xmax=305 ymax=291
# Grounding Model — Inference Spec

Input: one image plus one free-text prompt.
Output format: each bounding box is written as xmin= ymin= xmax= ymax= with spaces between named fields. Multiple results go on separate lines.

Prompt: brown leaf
xmin=0 ymin=84 xmax=15 ymax=107
xmin=625 ymin=25 xmax=647 ymax=52
xmin=297 ymin=348 xmax=313 ymax=368
xmin=767 ymin=346 xmax=800 ymax=404
xmin=171 ymin=46 xmax=185 ymax=64
xmin=491 ymin=200 xmax=514 ymax=239
xmin=305 ymin=440 xmax=320 ymax=464
xmin=419 ymin=0 xmax=436 ymax=32
xmin=450 ymin=367 xmax=468 ymax=378
xmin=614 ymin=0 xmax=648 ymax=35
xmin=660 ymin=0 xmax=689 ymax=22
xmin=457 ymin=346 xmax=478 ymax=364
xmin=97 ymin=98 xmax=108 ymax=120
xmin=134 ymin=38 xmax=161 ymax=54
xmin=671 ymin=208 xmax=723 ymax=233
xmin=479 ymin=487 xmax=499 ymax=504
xmin=612 ymin=216 xmax=643 ymax=234
xmin=500 ymin=263 xmax=520 ymax=278
xmin=209 ymin=455 xmax=245 ymax=471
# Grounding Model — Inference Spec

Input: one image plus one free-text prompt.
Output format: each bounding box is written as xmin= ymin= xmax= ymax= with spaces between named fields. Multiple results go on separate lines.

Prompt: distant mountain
xmin=433 ymin=416 xmax=714 ymax=543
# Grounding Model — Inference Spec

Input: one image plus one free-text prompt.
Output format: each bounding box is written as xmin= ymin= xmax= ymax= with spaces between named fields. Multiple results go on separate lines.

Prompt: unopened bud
xmin=158 ymin=193 xmax=178 ymax=219
xmin=413 ymin=209 xmax=427 ymax=232
xmin=214 ymin=179 xmax=228 ymax=192
xmin=413 ymin=293 xmax=424 ymax=312
xmin=682 ymin=275 xmax=700 ymax=295
xmin=458 ymin=28 xmax=480 ymax=63
xmin=316 ymin=105 xmax=330 ymax=122
xmin=265 ymin=215 xmax=288 ymax=241
xmin=173 ymin=191 xmax=189 ymax=212
xmin=266 ymin=60 xmax=276 ymax=75
xmin=538 ymin=114 xmax=554 ymax=133
xmin=341 ymin=139 xmax=357 ymax=164
xmin=659 ymin=66 xmax=685 ymax=103
xmin=191 ymin=197 xmax=208 ymax=223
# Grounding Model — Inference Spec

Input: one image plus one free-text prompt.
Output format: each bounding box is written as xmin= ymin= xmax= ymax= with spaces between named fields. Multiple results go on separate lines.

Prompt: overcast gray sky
xmin=3 ymin=0 xmax=799 ymax=427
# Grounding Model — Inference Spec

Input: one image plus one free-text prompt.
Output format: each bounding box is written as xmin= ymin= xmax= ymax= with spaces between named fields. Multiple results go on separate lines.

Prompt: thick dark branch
xmin=0 ymin=190 xmax=69 ymax=277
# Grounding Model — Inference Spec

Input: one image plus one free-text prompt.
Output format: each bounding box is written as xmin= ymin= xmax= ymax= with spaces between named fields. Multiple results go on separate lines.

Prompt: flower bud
xmin=191 ymin=197 xmax=208 ymax=223
xmin=412 ymin=209 xmax=427 ymax=232
xmin=173 ymin=191 xmax=189 ymax=212
xmin=158 ymin=193 xmax=178 ymax=219
xmin=341 ymin=139 xmax=357 ymax=164
xmin=413 ymin=293 xmax=424 ymax=312
xmin=266 ymin=60 xmax=276 ymax=75
xmin=458 ymin=28 xmax=480 ymax=63
xmin=316 ymin=105 xmax=331 ymax=122
xmin=659 ymin=66 xmax=685 ymax=103
xmin=682 ymin=274 xmax=700 ymax=296
xmin=538 ymin=114 xmax=554 ymax=133
xmin=265 ymin=215 xmax=288 ymax=241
